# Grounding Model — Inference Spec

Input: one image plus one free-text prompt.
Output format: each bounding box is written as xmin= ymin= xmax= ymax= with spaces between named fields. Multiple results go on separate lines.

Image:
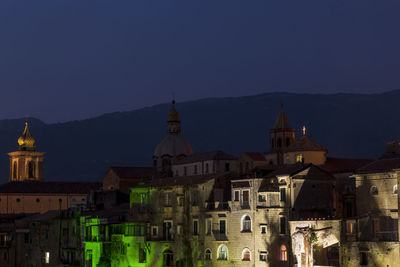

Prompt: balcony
xmin=212 ymin=230 xmax=228 ymax=241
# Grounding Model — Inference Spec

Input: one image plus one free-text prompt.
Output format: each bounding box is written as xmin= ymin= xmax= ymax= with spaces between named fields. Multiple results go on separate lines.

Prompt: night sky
xmin=1 ymin=0 xmax=399 ymax=122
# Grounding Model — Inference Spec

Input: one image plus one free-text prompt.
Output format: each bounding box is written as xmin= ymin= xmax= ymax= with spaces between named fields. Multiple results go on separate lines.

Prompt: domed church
xmin=153 ymin=100 xmax=194 ymax=175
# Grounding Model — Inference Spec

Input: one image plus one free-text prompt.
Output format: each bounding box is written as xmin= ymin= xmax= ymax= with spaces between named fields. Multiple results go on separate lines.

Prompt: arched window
xmin=277 ymin=138 xmax=282 ymax=148
xmin=13 ymin=162 xmax=17 ymax=180
xmin=394 ymin=184 xmax=398 ymax=195
xmin=205 ymin=249 xmax=211 ymax=260
xmin=217 ymin=245 xmax=228 ymax=260
xmin=271 ymin=138 xmax=275 ymax=149
xmin=370 ymin=186 xmax=378 ymax=195
xmin=28 ymin=161 xmax=35 ymax=178
xmin=242 ymin=248 xmax=251 ymax=261
xmin=241 ymin=215 xmax=252 ymax=232
xmin=163 ymin=250 xmax=174 ymax=266
xmin=280 ymin=245 xmax=287 ymax=261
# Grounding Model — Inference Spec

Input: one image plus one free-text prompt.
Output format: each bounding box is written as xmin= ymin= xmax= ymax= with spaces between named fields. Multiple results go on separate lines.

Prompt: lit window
xmin=393 ymin=184 xmax=398 ymax=195
xmin=177 ymin=225 xmax=182 ymax=235
xmin=241 ymin=215 xmax=251 ymax=232
xmin=280 ymin=245 xmax=287 ymax=261
xmin=261 ymin=225 xmax=267 ymax=234
xmin=346 ymin=221 xmax=355 ymax=234
xmin=370 ymin=186 xmax=378 ymax=196
xmin=164 ymin=192 xmax=172 ymax=206
xmin=296 ymin=154 xmax=303 ymax=163
xmin=217 ymin=245 xmax=228 ymax=260
xmin=205 ymin=249 xmax=211 ymax=260
xmin=242 ymin=248 xmax=251 ymax=261
xmin=45 ymin=252 xmax=50 ymax=264
xmin=259 ymin=251 xmax=267 ymax=261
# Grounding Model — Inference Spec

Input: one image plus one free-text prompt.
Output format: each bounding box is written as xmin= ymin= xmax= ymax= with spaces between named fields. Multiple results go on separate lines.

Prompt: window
xmin=219 ymin=220 xmax=226 ymax=235
xmin=28 ymin=161 xmax=35 ymax=178
xmin=139 ymin=247 xmax=146 ymax=263
xmin=242 ymin=248 xmax=251 ymax=261
xmin=296 ymin=153 xmax=303 ymax=163
xmin=277 ymin=138 xmax=282 ymax=148
xmin=163 ymin=221 xmax=173 ymax=241
xmin=45 ymin=230 xmax=49 ymax=240
xmin=184 ymin=167 xmax=187 ymax=176
xmin=0 ymin=234 xmax=7 ymax=247
xmin=241 ymin=215 xmax=251 ymax=232
xmin=175 ymin=170 xmax=179 ymax=176
xmin=280 ymin=217 xmax=286 ymax=234
xmin=280 ymin=245 xmax=287 ymax=261
xmin=177 ymin=225 xmax=182 ymax=235
xmin=259 ymin=251 xmax=267 ymax=261
xmin=206 ymin=219 xmax=212 ymax=235
xmin=234 ymin=191 xmax=239 ymax=201
xmin=16 ymin=198 xmax=20 ymax=203
xmin=45 ymin=252 xmax=50 ymax=264
xmin=205 ymin=249 xmax=211 ymax=260
xmin=217 ymin=245 xmax=228 ymax=260
xmin=286 ymin=137 xmax=290 ymax=147
xmin=163 ymin=250 xmax=174 ymax=266
xmin=258 ymin=194 xmax=266 ymax=202
xmin=271 ymin=138 xmax=275 ymax=149
xmin=13 ymin=162 xmax=17 ymax=180
xmin=151 ymin=226 xmax=158 ymax=238
xmin=164 ymin=192 xmax=172 ymax=206
xmin=193 ymin=220 xmax=199 ymax=235
xmin=178 ymin=196 xmax=184 ymax=207
xmin=205 ymin=163 xmax=209 ymax=174
xmin=372 ymin=218 xmax=380 ymax=239
xmin=280 ymin=187 xmax=286 ymax=202
xmin=370 ymin=186 xmax=378 ymax=195
xmin=346 ymin=221 xmax=355 ymax=234
xmin=261 ymin=225 xmax=267 ymax=234
xmin=194 ymin=165 xmax=198 ymax=174
xmin=191 ymin=191 xmax=199 ymax=206
xmin=24 ymin=233 xmax=30 ymax=244
xmin=360 ymin=252 xmax=368 ymax=265
xmin=242 ymin=190 xmax=249 ymax=207
xmin=225 ymin=163 xmax=230 ymax=172
xmin=394 ymin=184 xmax=398 ymax=195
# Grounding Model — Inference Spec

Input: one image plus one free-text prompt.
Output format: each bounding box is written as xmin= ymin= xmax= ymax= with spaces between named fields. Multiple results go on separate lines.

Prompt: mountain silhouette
xmin=0 ymin=91 xmax=399 ymax=183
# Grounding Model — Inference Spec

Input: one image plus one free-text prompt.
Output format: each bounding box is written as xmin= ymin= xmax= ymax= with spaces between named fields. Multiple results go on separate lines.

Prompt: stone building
xmin=102 ymin=166 xmax=156 ymax=193
xmin=172 ymin=150 xmax=237 ymax=177
xmin=238 ymin=152 xmax=268 ymax=175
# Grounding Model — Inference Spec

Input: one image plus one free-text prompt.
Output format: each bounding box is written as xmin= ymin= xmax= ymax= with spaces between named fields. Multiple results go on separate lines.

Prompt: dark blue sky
xmin=1 ymin=0 xmax=399 ymax=122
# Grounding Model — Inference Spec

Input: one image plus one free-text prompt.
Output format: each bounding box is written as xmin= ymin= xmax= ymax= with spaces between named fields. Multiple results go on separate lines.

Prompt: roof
xmin=267 ymin=163 xmax=335 ymax=181
xmin=0 ymin=181 xmax=101 ymax=194
xmin=174 ymin=150 xmax=237 ymax=165
xmin=137 ymin=172 xmax=232 ymax=188
xmin=232 ymin=181 xmax=250 ymax=188
xmin=356 ymin=158 xmax=400 ymax=174
xmin=109 ymin=167 xmax=156 ymax=179
xmin=259 ymin=177 xmax=279 ymax=192
xmin=273 ymin=107 xmax=292 ymax=129
xmin=83 ymin=203 xmax=130 ymax=219
xmin=242 ymin=152 xmax=266 ymax=161
xmin=286 ymin=136 xmax=327 ymax=152
xmin=321 ymin=157 xmax=375 ymax=173
xmin=154 ymin=134 xmax=193 ymax=158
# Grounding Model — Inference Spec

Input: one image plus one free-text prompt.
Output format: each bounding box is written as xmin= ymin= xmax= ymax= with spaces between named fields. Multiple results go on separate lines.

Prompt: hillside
xmin=0 ymin=91 xmax=399 ymax=183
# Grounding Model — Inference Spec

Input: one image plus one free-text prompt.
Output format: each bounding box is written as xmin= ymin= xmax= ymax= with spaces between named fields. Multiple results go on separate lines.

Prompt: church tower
xmin=268 ymin=105 xmax=295 ymax=165
xmin=8 ymin=121 xmax=45 ymax=182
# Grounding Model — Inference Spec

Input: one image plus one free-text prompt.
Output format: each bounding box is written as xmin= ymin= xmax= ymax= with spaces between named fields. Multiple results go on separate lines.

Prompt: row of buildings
xmin=0 ymin=101 xmax=399 ymax=266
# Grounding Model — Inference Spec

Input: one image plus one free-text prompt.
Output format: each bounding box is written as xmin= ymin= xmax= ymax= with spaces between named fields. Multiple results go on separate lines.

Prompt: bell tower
xmin=8 ymin=121 xmax=45 ymax=182
xmin=269 ymin=105 xmax=295 ymax=164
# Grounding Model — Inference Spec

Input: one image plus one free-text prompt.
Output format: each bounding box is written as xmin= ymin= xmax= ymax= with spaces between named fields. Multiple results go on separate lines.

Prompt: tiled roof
xmin=0 ymin=181 xmax=101 ymax=194
xmin=242 ymin=152 xmax=266 ymax=161
xmin=356 ymin=158 xmax=400 ymax=174
xmin=273 ymin=108 xmax=292 ymax=129
xmin=259 ymin=177 xmax=279 ymax=192
xmin=110 ymin=167 xmax=156 ymax=179
xmin=286 ymin=136 xmax=327 ymax=152
xmin=321 ymin=157 xmax=374 ymax=173
xmin=232 ymin=181 xmax=250 ymax=188
xmin=174 ymin=150 xmax=237 ymax=165
xmin=138 ymin=172 xmax=232 ymax=188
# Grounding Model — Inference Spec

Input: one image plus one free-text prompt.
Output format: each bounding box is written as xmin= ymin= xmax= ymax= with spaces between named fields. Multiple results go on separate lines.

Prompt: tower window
xmin=271 ymin=138 xmax=275 ymax=149
xmin=286 ymin=137 xmax=290 ymax=147
xmin=280 ymin=245 xmax=287 ymax=261
xmin=28 ymin=161 xmax=35 ymax=178
xmin=370 ymin=186 xmax=378 ymax=195
xmin=13 ymin=162 xmax=17 ymax=180
xmin=277 ymin=138 xmax=282 ymax=148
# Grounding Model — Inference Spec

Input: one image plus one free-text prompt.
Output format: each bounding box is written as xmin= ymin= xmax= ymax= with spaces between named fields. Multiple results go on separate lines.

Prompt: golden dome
xmin=18 ymin=121 xmax=36 ymax=151
xmin=168 ymin=100 xmax=179 ymax=121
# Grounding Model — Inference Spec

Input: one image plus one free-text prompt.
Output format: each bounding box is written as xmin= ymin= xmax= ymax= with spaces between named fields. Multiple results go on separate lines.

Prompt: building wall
xmin=172 ymin=160 xmax=237 ymax=177
xmin=0 ymin=194 xmax=87 ymax=214
xmin=284 ymin=150 xmax=327 ymax=165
